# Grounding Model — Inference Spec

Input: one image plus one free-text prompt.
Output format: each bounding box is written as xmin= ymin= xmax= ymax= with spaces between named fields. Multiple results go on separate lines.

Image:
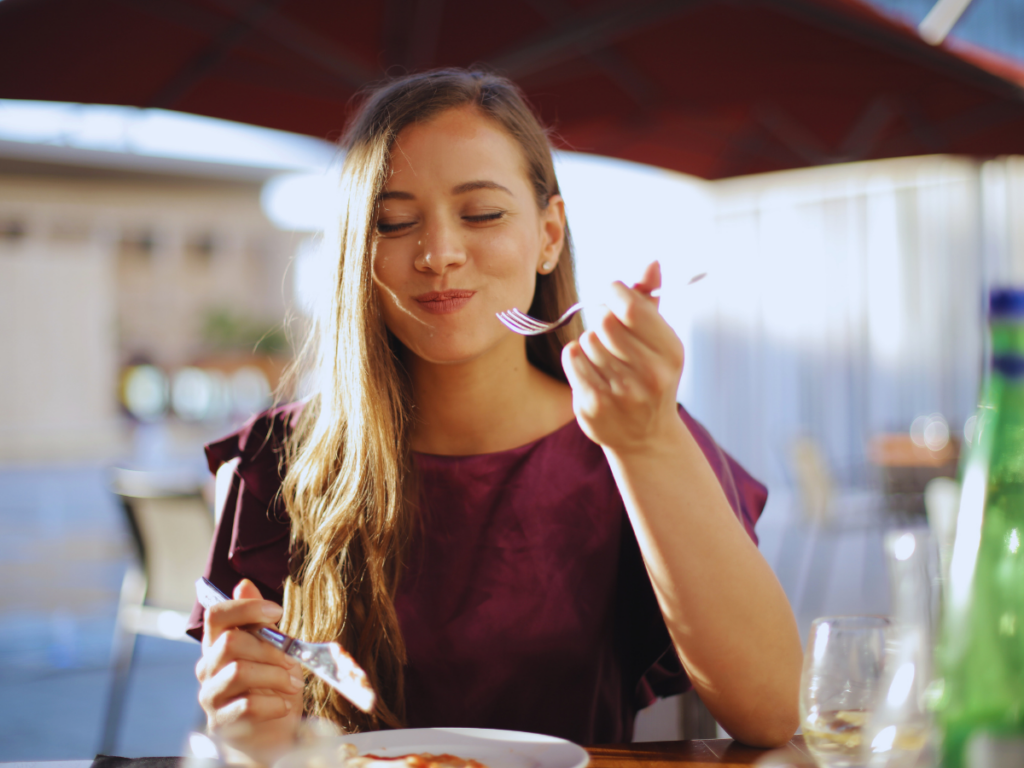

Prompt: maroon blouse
xmin=186 ymin=402 xmax=767 ymax=745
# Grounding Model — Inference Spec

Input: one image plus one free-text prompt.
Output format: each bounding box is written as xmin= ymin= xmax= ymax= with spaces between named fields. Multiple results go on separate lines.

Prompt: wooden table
xmin=0 ymin=738 xmax=814 ymax=768
xmin=587 ymin=737 xmax=812 ymax=768
xmin=867 ymin=433 xmax=958 ymax=517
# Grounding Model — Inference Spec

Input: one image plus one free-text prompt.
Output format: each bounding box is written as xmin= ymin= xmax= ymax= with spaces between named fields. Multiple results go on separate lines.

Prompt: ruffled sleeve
xmin=625 ymin=403 xmax=768 ymax=709
xmin=678 ymin=404 xmax=766 ymax=546
xmin=185 ymin=402 xmax=305 ymax=642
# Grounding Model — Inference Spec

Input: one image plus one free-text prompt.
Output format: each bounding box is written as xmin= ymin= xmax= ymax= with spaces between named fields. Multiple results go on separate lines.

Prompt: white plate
xmin=275 ymin=727 xmax=589 ymax=768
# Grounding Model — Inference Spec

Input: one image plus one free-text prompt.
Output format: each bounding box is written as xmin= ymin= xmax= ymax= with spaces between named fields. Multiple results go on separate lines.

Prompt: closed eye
xmin=464 ymin=212 xmax=505 ymax=224
xmin=377 ymin=220 xmax=415 ymax=235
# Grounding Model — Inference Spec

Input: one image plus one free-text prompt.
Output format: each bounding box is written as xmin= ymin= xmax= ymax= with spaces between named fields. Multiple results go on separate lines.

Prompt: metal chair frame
xmin=99 ymin=469 xmax=213 ymax=754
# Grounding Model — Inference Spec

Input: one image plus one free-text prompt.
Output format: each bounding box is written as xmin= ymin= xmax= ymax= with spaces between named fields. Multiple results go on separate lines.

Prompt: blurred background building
xmin=2 ymin=0 xmax=1024 ymax=759
xmin=0 ymin=152 xmax=298 ymax=461
xmin=0 ymin=105 xmax=333 ymax=758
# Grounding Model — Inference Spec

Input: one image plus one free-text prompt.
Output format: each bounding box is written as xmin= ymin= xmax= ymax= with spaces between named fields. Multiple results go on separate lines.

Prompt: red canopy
xmin=2 ymin=0 xmax=1024 ymax=179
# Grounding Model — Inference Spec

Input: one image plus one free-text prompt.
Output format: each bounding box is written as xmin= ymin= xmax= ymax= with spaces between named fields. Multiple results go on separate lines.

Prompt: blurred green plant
xmin=202 ymin=308 xmax=288 ymax=355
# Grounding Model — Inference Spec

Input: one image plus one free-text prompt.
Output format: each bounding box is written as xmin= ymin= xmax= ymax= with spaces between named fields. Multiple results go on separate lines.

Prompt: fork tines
xmin=496 ymin=308 xmax=549 ymax=335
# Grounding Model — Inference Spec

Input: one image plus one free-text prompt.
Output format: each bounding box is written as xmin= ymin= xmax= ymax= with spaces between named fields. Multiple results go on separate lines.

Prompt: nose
xmin=414 ymin=218 xmax=466 ymax=275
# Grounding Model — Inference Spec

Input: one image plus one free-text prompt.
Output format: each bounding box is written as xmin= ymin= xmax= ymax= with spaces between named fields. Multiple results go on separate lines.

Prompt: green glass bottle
xmin=937 ymin=289 xmax=1024 ymax=767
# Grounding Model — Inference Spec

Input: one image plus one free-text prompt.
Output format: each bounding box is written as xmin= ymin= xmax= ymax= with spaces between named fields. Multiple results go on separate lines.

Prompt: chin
xmin=402 ymin=333 xmax=500 ymax=366
xmin=409 ymin=345 xmax=487 ymax=366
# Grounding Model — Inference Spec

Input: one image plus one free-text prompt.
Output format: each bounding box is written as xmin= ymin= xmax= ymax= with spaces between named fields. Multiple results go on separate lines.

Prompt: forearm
xmin=604 ymin=417 xmax=802 ymax=747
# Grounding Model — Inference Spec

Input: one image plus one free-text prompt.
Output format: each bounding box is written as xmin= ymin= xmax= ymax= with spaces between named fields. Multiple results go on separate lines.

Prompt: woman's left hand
xmin=561 ymin=260 xmax=685 ymax=454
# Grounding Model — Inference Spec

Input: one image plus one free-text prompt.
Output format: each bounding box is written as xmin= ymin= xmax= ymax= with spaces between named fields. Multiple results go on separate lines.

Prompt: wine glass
xmin=800 ymin=616 xmax=890 ymax=768
xmin=182 ymin=730 xmax=225 ymax=768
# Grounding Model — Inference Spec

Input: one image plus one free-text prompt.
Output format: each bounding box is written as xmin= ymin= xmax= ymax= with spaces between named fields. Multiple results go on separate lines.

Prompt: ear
xmin=537 ymin=194 xmax=566 ymax=274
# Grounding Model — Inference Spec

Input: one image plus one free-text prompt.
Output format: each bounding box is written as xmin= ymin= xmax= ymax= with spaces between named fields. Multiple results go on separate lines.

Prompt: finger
xmin=562 ymin=341 xmax=611 ymax=396
xmin=561 ymin=342 xmax=585 ymax=393
xmin=592 ymin=308 xmax=656 ymax=368
xmin=579 ymin=329 xmax=634 ymax=383
xmin=210 ymin=692 xmax=294 ymax=728
xmin=203 ymin=579 xmax=281 ymax=649
xmin=606 ymin=282 xmax=679 ymax=354
xmin=199 ymin=628 xmax=300 ymax=681
xmin=204 ymin=597 xmax=284 ymax=649
xmin=233 ymin=579 xmax=264 ymax=601
xmin=631 ymin=261 xmax=662 ymax=303
xmin=608 ymin=281 xmax=661 ymax=330
xmin=203 ymin=658 xmax=304 ymax=709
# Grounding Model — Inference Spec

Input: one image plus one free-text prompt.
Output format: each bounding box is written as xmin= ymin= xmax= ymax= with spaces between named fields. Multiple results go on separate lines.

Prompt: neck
xmin=406 ymin=336 xmax=574 ymax=456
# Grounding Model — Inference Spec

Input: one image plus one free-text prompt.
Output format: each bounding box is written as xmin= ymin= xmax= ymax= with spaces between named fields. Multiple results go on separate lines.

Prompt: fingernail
xmin=290 ymin=675 xmax=303 ymax=690
xmin=262 ymin=603 xmax=283 ymax=619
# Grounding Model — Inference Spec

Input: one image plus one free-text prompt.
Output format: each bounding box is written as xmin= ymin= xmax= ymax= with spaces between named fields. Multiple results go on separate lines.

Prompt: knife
xmin=195 ymin=577 xmax=376 ymax=714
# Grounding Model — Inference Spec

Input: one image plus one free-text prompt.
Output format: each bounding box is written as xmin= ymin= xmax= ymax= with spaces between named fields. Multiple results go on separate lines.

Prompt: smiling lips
xmin=415 ymin=290 xmax=476 ymax=315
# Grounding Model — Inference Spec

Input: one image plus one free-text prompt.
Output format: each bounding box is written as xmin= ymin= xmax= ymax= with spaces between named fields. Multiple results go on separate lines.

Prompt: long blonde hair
xmin=280 ymin=69 xmax=582 ymax=732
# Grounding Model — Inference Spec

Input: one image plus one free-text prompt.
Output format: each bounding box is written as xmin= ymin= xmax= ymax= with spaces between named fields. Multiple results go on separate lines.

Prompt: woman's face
xmin=372 ymin=105 xmax=565 ymax=366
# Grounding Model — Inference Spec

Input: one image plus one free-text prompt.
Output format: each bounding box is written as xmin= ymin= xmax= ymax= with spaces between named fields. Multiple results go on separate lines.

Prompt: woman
xmin=188 ymin=68 xmax=802 ymax=764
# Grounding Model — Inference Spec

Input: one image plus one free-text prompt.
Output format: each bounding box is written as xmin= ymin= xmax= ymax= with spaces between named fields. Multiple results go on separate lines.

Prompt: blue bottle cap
xmin=990 ymin=288 xmax=1024 ymax=318
xmin=994 ymin=356 xmax=1024 ymax=378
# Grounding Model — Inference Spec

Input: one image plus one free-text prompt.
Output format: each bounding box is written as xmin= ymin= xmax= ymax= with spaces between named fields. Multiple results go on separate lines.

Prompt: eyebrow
xmin=378 ymin=180 xmax=513 ymax=202
xmin=452 ymin=180 xmax=513 ymax=196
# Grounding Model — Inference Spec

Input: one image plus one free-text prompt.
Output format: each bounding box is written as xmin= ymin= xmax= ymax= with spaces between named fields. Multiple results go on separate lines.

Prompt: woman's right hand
xmin=196 ymin=578 xmax=304 ymax=765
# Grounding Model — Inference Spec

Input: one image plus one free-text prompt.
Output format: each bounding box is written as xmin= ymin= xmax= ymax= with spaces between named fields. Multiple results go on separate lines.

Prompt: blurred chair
xmin=785 ymin=436 xmax=887 ymax=621
xmin=678 ymin=689 xmax=719 ymax=739
xmin=790 ymin=436 xmax=834 ymax=526
xmin=100 ymin=467 xmax=214 ymax=755
xmin=790 ymin=436 xmax=886 ymax=529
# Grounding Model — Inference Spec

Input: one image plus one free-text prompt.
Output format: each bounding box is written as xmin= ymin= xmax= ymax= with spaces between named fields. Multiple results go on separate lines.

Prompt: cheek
xmin=473 ymin=224 xmax=541 ymax=277
xmin=372 ymin=241 xmax=400 ymax=284
xmin=372 ymin=241 xmax=417 ymax=309
xmin=371 ymin=247 xmax=406 ymax=325
xmin=373 ymin=285 xmax=418 ymax=352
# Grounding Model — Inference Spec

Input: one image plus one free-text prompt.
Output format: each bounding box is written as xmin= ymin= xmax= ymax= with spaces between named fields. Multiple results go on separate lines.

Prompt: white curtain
xmin=680 ymin=157 xmax=1024 ymax=512
xmin=559 ymin=153 xmax=1024 ymax=522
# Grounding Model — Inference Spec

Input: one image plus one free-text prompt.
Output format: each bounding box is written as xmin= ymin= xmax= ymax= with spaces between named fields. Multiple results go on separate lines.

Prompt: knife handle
xmin=194 ymin=577 xmax=294 ymax=652
xmin=195 ymin=577 xmax=231 ymax=610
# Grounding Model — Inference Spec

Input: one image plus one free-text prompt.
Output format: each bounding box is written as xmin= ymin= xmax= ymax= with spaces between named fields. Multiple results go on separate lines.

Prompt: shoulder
xmin=206 ymin=400 xmax=305 ymax=472
xmin=205 ymin=400 xmax=307 ymax=505
xmin=676 ymin=403 xmax=767 ymax=541
xmin=187 ymin=403 xmax=305 ymax=639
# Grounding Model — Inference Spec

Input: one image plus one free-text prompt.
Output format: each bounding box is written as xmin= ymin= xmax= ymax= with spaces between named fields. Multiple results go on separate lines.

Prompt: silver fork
xmin=194 ymin=577 xmax=376 ymax=713
xmin=497 ymin=272 xmax=706 ymax=336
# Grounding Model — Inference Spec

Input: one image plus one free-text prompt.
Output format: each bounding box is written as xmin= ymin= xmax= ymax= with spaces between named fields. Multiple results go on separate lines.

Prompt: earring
xmin=541 ymin=261 xmax=553 ymax=272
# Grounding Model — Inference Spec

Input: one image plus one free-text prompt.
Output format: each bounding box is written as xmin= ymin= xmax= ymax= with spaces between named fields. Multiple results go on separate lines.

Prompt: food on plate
xmin=326 ymin=642 xmax=377 ymax=713
xmin=336 ymin=743 xmax=488 ymax=768
xmin=349 ymin=754 xmax=488 ymax=768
